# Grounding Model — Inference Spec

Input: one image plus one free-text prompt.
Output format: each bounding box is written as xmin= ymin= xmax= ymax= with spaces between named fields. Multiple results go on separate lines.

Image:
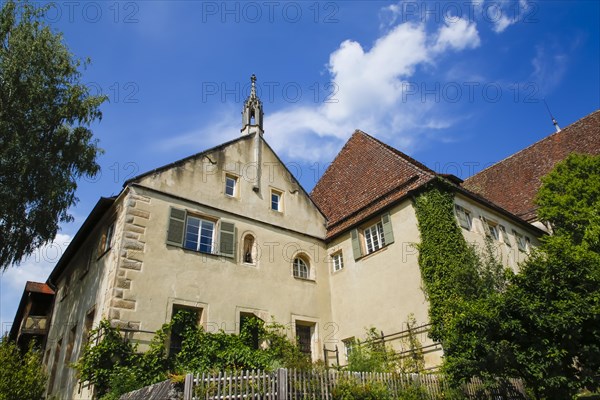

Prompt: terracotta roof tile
xmin=463 ymin=110 xmax=600 ymax=221
xmin=310 ymin=130 xmax=436 ymax=239
xmin=25 ymin=281 xmax=55 ymax=295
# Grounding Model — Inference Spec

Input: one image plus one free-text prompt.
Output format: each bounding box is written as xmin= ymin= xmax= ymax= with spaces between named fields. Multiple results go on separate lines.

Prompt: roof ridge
xmin=310 ymin=130 xmax=363 ymax=196
xmin=465 ymin=109 xmax=600 ymax=182
xmin=356 ymin=129 xmax=437 ymax=176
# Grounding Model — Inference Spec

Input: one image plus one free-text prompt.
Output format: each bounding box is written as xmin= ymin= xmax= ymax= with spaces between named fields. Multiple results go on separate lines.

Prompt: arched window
xmin=293 ymin=256 xmax=309 ymax=279
xmin=243 ymin=234 xmax=257 ymax=265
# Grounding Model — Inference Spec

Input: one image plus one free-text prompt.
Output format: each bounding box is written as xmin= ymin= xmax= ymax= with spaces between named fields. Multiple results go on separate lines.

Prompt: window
xmin=488 ymin=223 xmax=499 ymax=240
xmin=243 ymin=234 xmax=257 ymax=265
xmin=60 ymin=274 xmax=70 ymax=301
xmin=184 ymin=216 xmax=215 ymax=253
xmin=343 ymin=337 xmax=356 ymax=361
xmin=48 ymin=338 xmax=62 ymax=394
xmin=525 ymin=236 xmax=531 ymax=252
xmin=81 ymin=249 xmax=93 ymax=279
xmin=331 ymin=252 xmax=344 ymax=272
xmin=513 ymin=230 xmax=526 ymax=251
xmin=271 ymin=189 xmax=282 ymax=212
xmin=83 ymin=308 xmax=95 ymax=348
xmin=98 ymin=222 xmax=115 ymax=257
xmin=295 ymin=323 xmax=313 ymax=358
xmin=364 ymin=221 xmax=385 ymax=253
xmin=65 ymin=325 xmax=77 ymax=365
xmin=293 ymin=256 xmax=309 ymax=279
xmin=498 ymin=225 xmax=511 ymax=246
xmin=481 ymin=216 xmax=499 ymax=240
xmin=455 ymin=205 xmax=472 ymax=230
xmin=166 ymin=208 xmax=236 ymax=258
xmin=351 ymin=213 xmax=395 ymax=260
xmin=169 ymin=306 xmax=202 ymax=357
xmin=225 ymin=175 xmax=238 ymax=197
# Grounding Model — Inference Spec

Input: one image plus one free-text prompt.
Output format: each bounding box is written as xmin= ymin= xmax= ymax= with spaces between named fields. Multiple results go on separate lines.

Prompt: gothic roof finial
xmin=250 ymin=74 xmax=257 ymax=98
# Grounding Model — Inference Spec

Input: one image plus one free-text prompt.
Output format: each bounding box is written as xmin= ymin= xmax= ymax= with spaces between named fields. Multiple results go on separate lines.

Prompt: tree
xmin=0 ymin=0 xmax=106 ymax=269
xmin=536 ymin=153 xmax=600 ymax=252
xmin=445 ymin=154 xmax=600 ymax=399
xmin=0 ymin=337 xmax=47 ymax=400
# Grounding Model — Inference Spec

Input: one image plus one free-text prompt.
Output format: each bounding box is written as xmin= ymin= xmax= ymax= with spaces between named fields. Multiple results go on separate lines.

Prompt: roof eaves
xmin=47 ymin=197 xmax=115 ymax=285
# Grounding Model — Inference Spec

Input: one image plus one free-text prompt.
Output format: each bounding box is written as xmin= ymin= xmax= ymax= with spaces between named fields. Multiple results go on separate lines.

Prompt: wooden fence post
xmin=183 ymin=373 xmax=194 ymax=400
xmin=277 ymin=368 xmax=288 ymax=400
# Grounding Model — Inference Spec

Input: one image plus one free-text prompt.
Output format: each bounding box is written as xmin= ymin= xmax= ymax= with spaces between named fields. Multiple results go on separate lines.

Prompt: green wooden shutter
xmin=166 ymin=207 xmax=186 ymax=246
xmin=351 ymin=229 xmax=362 ymax=260
xmin=480 ymin=216 xmax=491 ymax=237
xmin=219 ymin=221 xmax=236 ymax=258
xmin=381 ymin=213 xmax=395 ymax=245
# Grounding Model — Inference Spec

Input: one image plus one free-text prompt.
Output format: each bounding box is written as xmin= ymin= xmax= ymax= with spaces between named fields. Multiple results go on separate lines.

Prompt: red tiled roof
xmin=311 ymin=130 xmax=436 ymax=239
xmin=463 ymin=110 xmax=600 ymax=221
xmin=25 ymin=281 xmax=55 ymax=295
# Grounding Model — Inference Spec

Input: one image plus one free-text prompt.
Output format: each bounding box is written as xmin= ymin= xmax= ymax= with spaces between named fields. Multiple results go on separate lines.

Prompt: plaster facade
xmin=39 ymin=82 xmax=544 ymax=399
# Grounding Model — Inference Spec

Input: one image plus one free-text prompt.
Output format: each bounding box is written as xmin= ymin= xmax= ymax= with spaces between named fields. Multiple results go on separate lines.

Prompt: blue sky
xmin=1 ymin=0 xmax=599 ymax=332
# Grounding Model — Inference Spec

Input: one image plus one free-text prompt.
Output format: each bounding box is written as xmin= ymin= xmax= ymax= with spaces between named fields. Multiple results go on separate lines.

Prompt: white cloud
xmin=158 ymin=7 xmax=482 ymax=164
xmin=531 ymin=44 xmax=568 ymax=96
xmin=264 ymin=18 xmax=480 ymax=162
xmin=490 ymin=0 xmax=531 ymax=33
xmin=433 ymin=18 xmax=480 ymax=52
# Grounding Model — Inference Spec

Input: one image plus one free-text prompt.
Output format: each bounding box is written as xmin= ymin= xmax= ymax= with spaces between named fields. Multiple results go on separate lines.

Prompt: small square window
xmin=225 ymin=175 xmax=237 ymax=197
xmin=271 ymin=190 xmax=282 ymax=212
xmin=332 ymin=252 xmax=344 ymax=272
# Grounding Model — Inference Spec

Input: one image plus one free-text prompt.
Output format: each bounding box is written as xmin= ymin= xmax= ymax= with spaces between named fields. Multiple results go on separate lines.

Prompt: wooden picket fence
xmin=183 ymin=368 xmax=527 ymax=400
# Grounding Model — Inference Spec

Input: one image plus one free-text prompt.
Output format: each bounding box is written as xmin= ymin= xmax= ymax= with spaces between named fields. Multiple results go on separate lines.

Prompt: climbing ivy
xmin=413 ymin=182 xmax=486 ymax=341
xmin=413 ymin=180 xmax=508 ymax=386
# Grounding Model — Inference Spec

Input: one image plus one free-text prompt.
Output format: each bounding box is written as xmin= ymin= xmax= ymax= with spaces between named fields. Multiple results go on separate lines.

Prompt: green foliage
xmin=332 ymin=378 xmax=393 ymax=400
xmin=398 ymin=314 xmax=425 ymax=374
xmin=536 ymin=153 xmax=600 ymax=251
xmin=412 ymin=182 xmax=506 ymax=345
xmin=0 ymin=337 xmax=47 ymax=400
xmin=0 ymin=0 xmax=106 ymax=269
xmin=428 ymin=156 xmax=600 ymax=399
xmin=345 ymin=328 xmax=398 ymax=373
xmin=73 ymin=320 xmax=138 ymax=398
xmin=75 ymin=313 xmax=310 ymax=398
xmin=496 ymin=235 xmax=600 ymax=399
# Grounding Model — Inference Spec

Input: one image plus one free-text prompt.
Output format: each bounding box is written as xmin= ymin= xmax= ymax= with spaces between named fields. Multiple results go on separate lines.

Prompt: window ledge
xmin=242 ymin=262 xmax=257 ymax=268
xmin=293 ymin=276 xmax=316 ymax=283
xmin=356 ymin=244 xmax=389 ymax=261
